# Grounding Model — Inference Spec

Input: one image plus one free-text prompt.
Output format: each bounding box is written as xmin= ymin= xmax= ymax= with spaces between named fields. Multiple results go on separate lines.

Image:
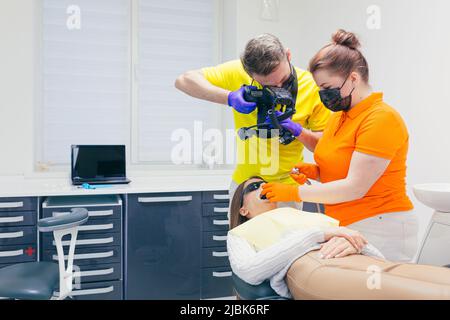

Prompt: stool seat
xmin=0 ymin=262 xmax=59 ymax=300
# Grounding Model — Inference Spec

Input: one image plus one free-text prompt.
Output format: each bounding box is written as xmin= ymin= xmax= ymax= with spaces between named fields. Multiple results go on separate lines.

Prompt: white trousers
xmin=348 ymin=210 xmax=419 ymax=263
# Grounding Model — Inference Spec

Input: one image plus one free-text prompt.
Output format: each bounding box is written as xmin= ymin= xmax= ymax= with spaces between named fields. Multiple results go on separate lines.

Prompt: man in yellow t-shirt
xmin=175 ymin=34 xmax=330 ymax=206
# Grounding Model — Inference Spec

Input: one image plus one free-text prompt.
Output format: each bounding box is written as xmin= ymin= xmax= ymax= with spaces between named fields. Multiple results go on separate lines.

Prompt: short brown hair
xmin=229 ymin=176 xmax=264 ymax=230
xmin=240 ymin=34 xmax=287 ymax=76
xmin=309 ymin=29 xmax=369 ymax=83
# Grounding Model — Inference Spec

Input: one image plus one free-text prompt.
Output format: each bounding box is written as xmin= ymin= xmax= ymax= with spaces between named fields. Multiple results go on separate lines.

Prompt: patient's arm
xmin=227 ymin=228 xmax=325 ymax=285
xmin=323 ymin=226 xmax=368 ymax=252
xmin=322 ymin=227 xmax=385 ymax=259
xmin=319 ymin=237 xmax=358 ymax=259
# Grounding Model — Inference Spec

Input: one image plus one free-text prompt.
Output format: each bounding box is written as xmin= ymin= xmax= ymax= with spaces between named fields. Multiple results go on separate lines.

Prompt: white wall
xmin=0 ymin=0 xmax=36 ymax=176
xmin=2 ymin=0 xmax=449 ymax=239
xmin=223 ymin=0 xmax=450 ymax=240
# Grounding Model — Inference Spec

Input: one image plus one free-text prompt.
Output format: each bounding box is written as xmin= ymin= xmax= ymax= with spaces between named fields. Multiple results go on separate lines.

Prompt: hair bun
xmin=332 ymin=29 xmax=361 ymax=50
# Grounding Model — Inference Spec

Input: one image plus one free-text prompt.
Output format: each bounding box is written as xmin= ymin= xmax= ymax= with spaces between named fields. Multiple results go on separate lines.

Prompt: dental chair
xmin=232 ymin=274 xmax=289 ymax=300
xmin=0 ymin=208 xmax=88 ymax=300
xmin=232 ymin=202 xmax=321 ymax=300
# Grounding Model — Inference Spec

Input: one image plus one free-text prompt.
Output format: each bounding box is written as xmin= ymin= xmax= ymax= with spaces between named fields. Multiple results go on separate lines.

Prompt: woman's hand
xmin=261 ymin=182 xmax=302 ymax=202
xmin=323 ymin=226 xmax=368 ymax=253
xmin=291 ymin=163 xmax=320 ymax=183
xmin=319 ymin=236 xmax=358 ymax=259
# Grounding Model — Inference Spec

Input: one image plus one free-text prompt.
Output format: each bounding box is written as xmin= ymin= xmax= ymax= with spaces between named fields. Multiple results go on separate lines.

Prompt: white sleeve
xmin=361 ymin=243 xmax=385 ymax=260
xmin=227 ymin=228 xmax=325 ymax=286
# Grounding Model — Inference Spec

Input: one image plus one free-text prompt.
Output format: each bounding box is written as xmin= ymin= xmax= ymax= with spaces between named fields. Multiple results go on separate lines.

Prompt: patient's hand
xmin=319 ymin=237 xmax=358 ymax=259
xmin=323 ymin=227 xmax=368 ymax=253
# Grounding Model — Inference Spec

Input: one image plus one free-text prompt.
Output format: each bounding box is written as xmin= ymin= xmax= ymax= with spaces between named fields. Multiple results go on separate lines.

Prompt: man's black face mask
xmin=281 ymin=63 xmax=296 ymax=90
xmin=318 ymin=76 xmax=355 ymax=112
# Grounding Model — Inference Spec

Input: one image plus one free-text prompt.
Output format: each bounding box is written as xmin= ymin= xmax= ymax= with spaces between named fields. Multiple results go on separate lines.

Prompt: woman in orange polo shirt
xmin=261 ymin=30 xmax=418 ymax=262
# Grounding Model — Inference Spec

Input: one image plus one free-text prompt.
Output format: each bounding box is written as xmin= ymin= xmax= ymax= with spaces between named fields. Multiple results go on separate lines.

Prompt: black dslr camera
xmin=238 ymin=86 xmax=297 ymax=145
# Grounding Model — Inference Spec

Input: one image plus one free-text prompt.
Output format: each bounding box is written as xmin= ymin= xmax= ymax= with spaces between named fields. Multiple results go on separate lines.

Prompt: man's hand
xmin=319 ymin=236 xmax=358 ymax=259
xmin=228 ymin=85 xmax=257 ymax=114
xmin=265 ymin=111 xmax=303 ymax=137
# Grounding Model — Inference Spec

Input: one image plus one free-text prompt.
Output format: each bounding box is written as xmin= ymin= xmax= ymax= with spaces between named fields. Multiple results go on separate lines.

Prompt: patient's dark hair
xmin=229 ymin=176 xmax=264 ymax=230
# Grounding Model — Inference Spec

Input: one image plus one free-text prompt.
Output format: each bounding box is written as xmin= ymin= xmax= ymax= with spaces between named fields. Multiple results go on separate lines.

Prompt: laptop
xmin=71 ymin=145 xmax=131 ymax=185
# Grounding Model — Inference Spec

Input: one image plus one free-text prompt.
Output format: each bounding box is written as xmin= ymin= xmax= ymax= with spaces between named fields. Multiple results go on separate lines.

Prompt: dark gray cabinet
xmin=126 ymin=192 xmax=202 ymax=300
xmin=200 ymin=191 xmax=233 ymax=299
xmin=0 ymin=197 xmax=37 ymax=268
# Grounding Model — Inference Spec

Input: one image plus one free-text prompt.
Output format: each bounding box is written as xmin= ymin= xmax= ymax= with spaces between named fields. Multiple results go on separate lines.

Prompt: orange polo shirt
xmin=314 ymin=92 xmax=413 ymax=226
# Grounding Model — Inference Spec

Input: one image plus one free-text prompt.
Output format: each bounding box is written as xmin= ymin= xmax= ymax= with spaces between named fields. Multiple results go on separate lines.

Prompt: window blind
xmin=137 ymin=0 xmax=219 ymax=163
xmin=41 ymin=0 xmax=131 ymax=165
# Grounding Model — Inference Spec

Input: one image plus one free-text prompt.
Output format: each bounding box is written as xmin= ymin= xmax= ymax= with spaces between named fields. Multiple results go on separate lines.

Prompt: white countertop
xmin=0 ymin=174 xmax=233 ymax=197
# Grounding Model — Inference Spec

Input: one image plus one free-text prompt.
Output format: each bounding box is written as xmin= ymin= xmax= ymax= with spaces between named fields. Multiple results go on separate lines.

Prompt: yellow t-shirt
xmin=202 ymin=60 xmax=330 ymax=184
xmin=230 ymin=207 xmax=339 ymax=251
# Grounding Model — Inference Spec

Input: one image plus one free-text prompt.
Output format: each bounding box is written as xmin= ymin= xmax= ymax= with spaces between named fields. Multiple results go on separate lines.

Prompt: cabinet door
xmin=127 ymin=193 xmax=201 ymax=300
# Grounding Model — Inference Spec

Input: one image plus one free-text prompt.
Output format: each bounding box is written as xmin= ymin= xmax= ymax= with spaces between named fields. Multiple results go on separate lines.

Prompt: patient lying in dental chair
xmin=227 ymin=177 xmax=450 ymax=300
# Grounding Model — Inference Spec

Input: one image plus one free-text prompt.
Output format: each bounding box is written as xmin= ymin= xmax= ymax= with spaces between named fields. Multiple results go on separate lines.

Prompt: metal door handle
xmin=0 ymin=202 xmax=24 ymax=209
xmin=213 ymin=271 xmax=232 ymax=278
xmin=73 ymin=267 xmax=114 ymax=278
xmin=213 ymin=207 xmax=229 ymax=213
xmin=212 ymin=235 xmax=227 ymax=241
xmin=213 ymin=219 xmax=229 ymax=226
xmin=0 ymin=249 xmax=23 ymax=257
xmin=88 ymin=210 xmax=114 ymax=217
xmin=212 ymin=251 xmax=228 ymax=257
xmin=53 ymin=250 xmax=114 ymax=261
xmin=0 ymin=216 xmax=24 ymax=224
xmin=138 ymin=196 xmax=193 ymax=203
xmin=53 ymin=237 xmax=114 ymax=247
xmin=0 ymin=231 xmax=24 ymax=239
xmin=78 ymin=223 xmax=113 ymax=231
xmin=54 ymin=286 xmax=114 ymax=297
xmin=213 ymin=194 xmax=229 ymax=200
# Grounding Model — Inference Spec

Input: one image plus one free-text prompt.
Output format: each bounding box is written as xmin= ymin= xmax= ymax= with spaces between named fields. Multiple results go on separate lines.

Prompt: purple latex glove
xmin=265 ymin=111 xmax=303 ymax=137
xmin=228 ymin=85 xmax=257 ymax=114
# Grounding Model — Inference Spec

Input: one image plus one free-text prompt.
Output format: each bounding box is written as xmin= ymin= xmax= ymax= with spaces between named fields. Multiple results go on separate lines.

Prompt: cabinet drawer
xmin=201 ymin=266 xmax=234 ymax=299
xmin=202 ymin=247 xmax=230 ymax=268
xmin=202 ymin=191 xmax=230 ymax=203
xmin=55 ymin=280 xmax=123 ymax=300
xmin=0 ymin=244 xmax=36 ymax=265
xmin=42 ymin=205 xmax=121 ymax=221
xmin=72 ymin=263 xmax=121 ymax=283
xmin=0 ymin=211 xmax=36 ymax=227
xmin=202 ymin=231 xmax=228 ymax=248
xmin=43 ymin=245 xmax=120 ymax=266
xmin=0 ymin=197 xmax=36 ymax=212
xmin=0 ymin=226 xmax=36 ymax=246
xmin=202 ymin=215 xmax=229 ymax=232
xmin=43 ymin=232 xmax=121 ymax=249
xmin=202 ymin=203 xmax=229 ymax=217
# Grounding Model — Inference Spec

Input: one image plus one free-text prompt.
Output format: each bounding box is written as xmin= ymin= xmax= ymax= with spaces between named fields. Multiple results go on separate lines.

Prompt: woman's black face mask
xmin=319 ymin=76 xmax=355 ymax=112
xmin=240 ymin=180 xmax=267 ymax=207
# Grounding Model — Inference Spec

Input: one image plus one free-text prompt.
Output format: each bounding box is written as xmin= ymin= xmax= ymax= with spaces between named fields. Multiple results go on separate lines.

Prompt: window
xmin=135 ymin=0 xmax=220 ymax=163
xmin=38 ymin=0 xmax=222 ymax=169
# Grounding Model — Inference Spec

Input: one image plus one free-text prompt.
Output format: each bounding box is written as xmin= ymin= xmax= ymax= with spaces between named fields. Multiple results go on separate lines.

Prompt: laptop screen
xmin=71 ymin=145 xmax=126 ymax=181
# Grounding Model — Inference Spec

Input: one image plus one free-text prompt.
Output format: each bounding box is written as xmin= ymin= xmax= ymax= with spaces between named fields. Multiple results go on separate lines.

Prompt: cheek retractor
xmin=257 ymin=187 xmax=267 ymax=200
